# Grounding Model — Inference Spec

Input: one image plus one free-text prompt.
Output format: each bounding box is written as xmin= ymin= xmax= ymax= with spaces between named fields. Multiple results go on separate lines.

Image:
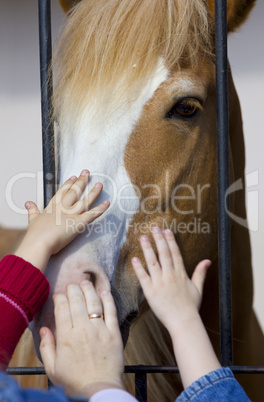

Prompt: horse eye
xmin=166 ymin=98 xmax=201 ymax=120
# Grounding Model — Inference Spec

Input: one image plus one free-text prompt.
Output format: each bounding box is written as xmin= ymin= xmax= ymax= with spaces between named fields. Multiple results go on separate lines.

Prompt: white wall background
xmin=0 ymin=1 xmax=263 ymax=330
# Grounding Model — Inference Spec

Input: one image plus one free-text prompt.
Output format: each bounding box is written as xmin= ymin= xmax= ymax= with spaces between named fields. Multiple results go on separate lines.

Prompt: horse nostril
xmin=84 ymin=271 xmax=96 ymax=286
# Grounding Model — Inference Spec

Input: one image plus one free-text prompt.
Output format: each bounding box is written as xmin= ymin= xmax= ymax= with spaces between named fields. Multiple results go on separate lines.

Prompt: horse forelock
xmin=52 ymin=0 xmax=213 ymax=131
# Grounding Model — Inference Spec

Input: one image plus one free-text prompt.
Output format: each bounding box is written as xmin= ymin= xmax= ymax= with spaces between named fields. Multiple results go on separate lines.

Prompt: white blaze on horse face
xmin=56 ymin=59 xmax=169 ymax=285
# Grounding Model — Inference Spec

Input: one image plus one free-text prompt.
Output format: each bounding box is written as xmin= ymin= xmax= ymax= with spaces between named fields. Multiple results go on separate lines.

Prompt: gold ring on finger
xmin=88 ymin=313 xmax=104 ymax=319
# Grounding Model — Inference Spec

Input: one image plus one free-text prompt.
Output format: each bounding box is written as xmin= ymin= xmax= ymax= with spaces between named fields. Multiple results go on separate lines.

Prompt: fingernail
xmin=103 ymin=200 xmax=110 ymax=206
xmin=94 ymin=182 xmax=102 ymax=188
xmin=163 ymin=229 xmax=173 ymax=235
xmin=80 ymin=169 xmax=89 ymax=176
xmin=25 ymin=202 xmax=30 ymax=210
xmin=140 ymin=235 xmax=149 ymax=242
xmin=69 ymin=175 xmax=77 ymax=180
xmin=152 ymin=226 xmax=161 ymax=233
xmin=132 ymin=257 xmax=140 ymax=263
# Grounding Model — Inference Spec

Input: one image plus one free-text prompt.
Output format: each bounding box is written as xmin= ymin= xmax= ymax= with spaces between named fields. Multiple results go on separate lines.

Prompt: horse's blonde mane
xmin=53 ymin=0 xmax=213 ymax=127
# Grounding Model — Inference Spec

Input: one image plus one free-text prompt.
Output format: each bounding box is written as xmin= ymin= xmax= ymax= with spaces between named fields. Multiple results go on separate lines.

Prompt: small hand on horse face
xmin=14 ymin=169 xmax=110 ymax=273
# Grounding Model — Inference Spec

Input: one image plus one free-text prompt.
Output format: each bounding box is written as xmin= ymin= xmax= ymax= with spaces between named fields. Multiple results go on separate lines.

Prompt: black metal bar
xmin=135 ymin=372 xmax=147 ymax=402
xmin=38 ymin=0 xmax=55 ymax=208
xmin=230 ymin=366 xmax=264 ymax=374
xmin=7 ymin=367 xmax=46 ymax=375
xmin=126 ymin=365 xmax=264 ymax=374
xmin=7 ymin=365 xmax=264 ymax=376
xmin=125 ymin=365 xmax=179 ymax=374
xmin=214 ymin=0 xmax=233 ymax=366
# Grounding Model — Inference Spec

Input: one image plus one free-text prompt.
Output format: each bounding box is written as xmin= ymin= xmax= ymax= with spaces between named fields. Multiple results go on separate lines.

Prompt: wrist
xmin=14 ymin=236 xmax=51 ymax=273
xmin=80 ymin=379 xmax=124 ymax=398
xmin=166 ymin=309 xmax=201 ymax=338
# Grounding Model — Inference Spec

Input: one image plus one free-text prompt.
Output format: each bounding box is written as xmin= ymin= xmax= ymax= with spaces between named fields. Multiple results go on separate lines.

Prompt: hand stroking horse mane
xmin=9 ymin=0 xmax=264 ymax=400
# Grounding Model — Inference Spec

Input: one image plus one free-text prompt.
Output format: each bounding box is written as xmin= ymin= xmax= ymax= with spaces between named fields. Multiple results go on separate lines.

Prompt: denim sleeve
xmin=176 ymin=368 xmax=251 ymax=402
xmin=0 ymin=371 xmax=69 ymax=402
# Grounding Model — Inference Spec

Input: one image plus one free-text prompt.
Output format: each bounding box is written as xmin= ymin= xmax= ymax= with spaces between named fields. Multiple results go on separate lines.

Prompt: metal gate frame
xmin=7 ymin=1 xmax=264 ymax=401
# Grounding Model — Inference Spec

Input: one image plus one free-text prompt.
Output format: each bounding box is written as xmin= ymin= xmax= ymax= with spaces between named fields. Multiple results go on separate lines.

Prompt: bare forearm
xmin=169 ymin=315 xmax=221 ymax=389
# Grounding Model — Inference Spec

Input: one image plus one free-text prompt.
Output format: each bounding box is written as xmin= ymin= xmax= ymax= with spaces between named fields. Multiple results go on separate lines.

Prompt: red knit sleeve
xmin=0 ymin=255 xmax=50 ymax=369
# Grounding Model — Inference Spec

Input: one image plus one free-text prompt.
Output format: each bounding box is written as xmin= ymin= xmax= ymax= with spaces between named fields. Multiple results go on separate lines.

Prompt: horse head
xmin=31 ymin=0 xmax=256 ymax=356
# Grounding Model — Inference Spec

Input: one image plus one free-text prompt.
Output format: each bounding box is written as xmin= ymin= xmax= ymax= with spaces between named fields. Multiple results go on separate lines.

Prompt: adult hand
xmin=39 ymin=281 xmax=124 ymax=398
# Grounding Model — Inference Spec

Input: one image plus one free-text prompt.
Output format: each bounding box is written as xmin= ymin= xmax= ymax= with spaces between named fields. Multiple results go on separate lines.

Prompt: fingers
xmin=79 ymin=200 xmax=110 ymax=225
xmin=191 ymin=259 xmax=211 ymax=295
xmin=52 ymin=176 xmax=77 ymax=201
xmin=53 ymin=293 xmax=73 ymax=339
xmin=134 ymin=228 xmax=203 ymax=286
xmin=67 ymin=284 xmax=93 ymax=327
xmin=55 ymin=283 xmax=108 ymax=332
xmin=131 ymin=257 xmax=151 ymax=290
xmin=151 ymin=227 xmax=174 ymax=272
xmin=39 ymin=327 xmax=56 ymax=377
xmin=51 ymin=170 xmax=110 ymax=220
xmin=163 ymin=229 xmax=185 ymax=272
xmin=65 ymin=282 xmax=120 ymax=332
xmin=80 ymin=281 xmax=103 ymax=318
xmin=77 ymin=182 xmax=103 ymax=213
xmin=63 ymin=169 xmax=90 ymax=206
xmin=136 ymin=229 xmax=182 ymax=283
xmin=25 ymin=201 xmax=40 ymax=223
xmin=100 ymin=290 xmax=119 ymax=333
xmin=48 ymin=172 xmax=86 ymax=212
xmin=139 ymin=235 xmax=161 ymax=280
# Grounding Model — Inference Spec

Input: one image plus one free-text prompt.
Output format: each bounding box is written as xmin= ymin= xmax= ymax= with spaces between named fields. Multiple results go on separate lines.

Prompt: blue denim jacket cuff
xmin=176 ymin=367 xmax=250 ymax=401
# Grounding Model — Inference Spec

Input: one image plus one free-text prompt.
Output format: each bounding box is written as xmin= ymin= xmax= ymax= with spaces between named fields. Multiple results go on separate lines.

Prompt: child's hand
xmin=15 ymin=170 xmax=109 ymax=272
xmin=131 ymin=227 xmax=211 ymax=336
xmin=132 ymin=228 xmax=220 ymax=389
xmin=39 ymin=282 xmax=124 ymax=398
